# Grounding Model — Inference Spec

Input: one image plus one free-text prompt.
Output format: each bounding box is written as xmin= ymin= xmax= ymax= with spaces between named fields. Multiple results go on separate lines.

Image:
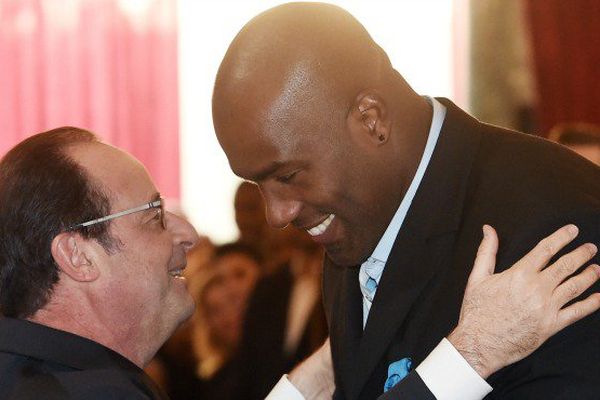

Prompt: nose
xmin=166 ymin=212 xmax=200 ymax=252
xmin=261 ymin=190 xmax=302 ymax=229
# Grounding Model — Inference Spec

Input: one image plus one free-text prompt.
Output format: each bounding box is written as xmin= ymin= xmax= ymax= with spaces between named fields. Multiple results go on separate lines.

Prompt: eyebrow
xmin=248 ymin=161 xmax=285 ymax=182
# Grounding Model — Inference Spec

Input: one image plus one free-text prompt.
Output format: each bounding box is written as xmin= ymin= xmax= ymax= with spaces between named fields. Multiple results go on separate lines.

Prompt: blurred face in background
xmin=202 ymin=251 xmax=260 ymax=348
xmin=234 ymin=182 xmax=269 ymax=246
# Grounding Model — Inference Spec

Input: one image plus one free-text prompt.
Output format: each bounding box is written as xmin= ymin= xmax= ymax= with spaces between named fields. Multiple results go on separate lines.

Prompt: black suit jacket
xmin=233 ymin=265 xmax=328 ymax=400
xmin=0 ymin=318 xmax=167 ymax=399
xmin=323 ymin=99 xmax=600 ymax=400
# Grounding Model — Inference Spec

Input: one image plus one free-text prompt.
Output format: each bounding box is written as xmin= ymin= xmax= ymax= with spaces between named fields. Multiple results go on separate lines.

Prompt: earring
xmin=378 ymin=134 xmax=385 ymax=142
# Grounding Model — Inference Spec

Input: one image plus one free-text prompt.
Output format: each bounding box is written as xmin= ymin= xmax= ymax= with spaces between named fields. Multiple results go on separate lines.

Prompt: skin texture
xmin=213 ymin=3 xmax=431 ymax=266
xmin=31 ymin=142 xmax=199 ymax=368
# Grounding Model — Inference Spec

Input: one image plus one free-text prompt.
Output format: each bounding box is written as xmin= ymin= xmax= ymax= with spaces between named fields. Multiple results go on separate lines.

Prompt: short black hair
xmin=0 ymin=127 xmax=116 ymax=318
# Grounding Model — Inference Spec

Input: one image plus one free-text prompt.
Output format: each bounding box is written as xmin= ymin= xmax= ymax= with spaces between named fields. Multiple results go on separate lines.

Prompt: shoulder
xmin=0 ymin=367 xmax=155 ymax=400
xmin=477 ymin=125 xmax=600 ymax=191
xmin=55 ymin=369 xmax=156 ymax=399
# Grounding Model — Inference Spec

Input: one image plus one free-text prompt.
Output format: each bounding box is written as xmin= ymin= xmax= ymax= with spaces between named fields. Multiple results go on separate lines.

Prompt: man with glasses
xmin=0 ymin=127 xmax=198 ymax=399
xmin=0 ymin=127 xmax=597 ymax=400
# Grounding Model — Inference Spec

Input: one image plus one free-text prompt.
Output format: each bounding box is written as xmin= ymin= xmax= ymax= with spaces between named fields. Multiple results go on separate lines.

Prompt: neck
xmin=29 ymin=286 xmax=151 ymax=368
xmin=387 ymin=90 xmax=433 ymax=208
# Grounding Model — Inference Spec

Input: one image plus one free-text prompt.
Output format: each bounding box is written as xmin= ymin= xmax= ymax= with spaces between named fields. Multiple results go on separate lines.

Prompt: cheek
xmin=119 ymin=244 xmax=173 ymax=297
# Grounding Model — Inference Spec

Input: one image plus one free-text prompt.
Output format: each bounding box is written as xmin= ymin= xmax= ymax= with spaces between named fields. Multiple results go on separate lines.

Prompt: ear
xmin=51 ymin=232 xmax=99 ymax=282
xmin=347 ymin=91 xmax=391 ymax=146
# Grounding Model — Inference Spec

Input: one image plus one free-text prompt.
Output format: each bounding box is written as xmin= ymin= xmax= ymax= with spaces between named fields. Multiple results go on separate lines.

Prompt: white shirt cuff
xmin=265 ymin=375 xmax=306 ymax=400
xmin=415 ymin=338 xmax=492 ymax=400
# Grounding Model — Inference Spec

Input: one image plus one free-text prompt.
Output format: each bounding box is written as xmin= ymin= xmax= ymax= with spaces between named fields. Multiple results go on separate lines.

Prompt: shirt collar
xmin=0 ymin=317 xmax=142 ymax=373
xmin=369 ymin=96 xmax=446 ymax=263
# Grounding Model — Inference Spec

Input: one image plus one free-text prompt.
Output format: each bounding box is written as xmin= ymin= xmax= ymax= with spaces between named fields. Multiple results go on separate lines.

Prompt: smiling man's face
xmin=70 ymin=143 xmax=199 ymax=359
xmin=214 ymin=83 xmax=393 ymax=267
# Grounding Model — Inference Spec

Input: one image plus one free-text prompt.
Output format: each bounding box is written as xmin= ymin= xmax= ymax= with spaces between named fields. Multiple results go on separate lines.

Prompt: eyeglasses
xmin=69 ymin=198 xmax=165 ymax=230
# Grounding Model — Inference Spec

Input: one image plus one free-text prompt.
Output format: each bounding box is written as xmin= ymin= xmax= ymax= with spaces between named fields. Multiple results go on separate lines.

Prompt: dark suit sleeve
xmin=486 ymin=210 xmax=600 ymax=399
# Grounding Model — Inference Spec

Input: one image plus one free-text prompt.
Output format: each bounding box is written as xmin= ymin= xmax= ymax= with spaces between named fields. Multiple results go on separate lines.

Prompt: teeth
xmin=307 ymin=214 xmax=335 ymax=236
xmin=169 ymin=269 xmax=184 ymax=278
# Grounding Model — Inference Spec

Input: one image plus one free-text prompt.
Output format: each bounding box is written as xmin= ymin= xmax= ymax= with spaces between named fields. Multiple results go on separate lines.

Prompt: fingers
xmin=467 ymin=225 xmax=499 ymax=284
xmin=556 ymin=291 xmax=600 ymax=332
xmin=519 ymin=224 xmax=580 ymax=272
xmin=554 ymin=264 xmax=600 ymax=306
xmin=544 ymin=242 xmax=598 ymax=285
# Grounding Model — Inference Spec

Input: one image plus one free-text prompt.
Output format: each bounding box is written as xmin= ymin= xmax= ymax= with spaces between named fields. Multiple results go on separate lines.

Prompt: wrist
xmin=288 ymin=352 xmax=332 ymax=398
xmin=447 ymin=327 xmax=494 ymax=379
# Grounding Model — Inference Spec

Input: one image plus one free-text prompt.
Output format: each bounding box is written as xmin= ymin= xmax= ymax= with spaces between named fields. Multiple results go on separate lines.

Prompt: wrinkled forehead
xmin=66 ymin=142 xmax=158 ymax=208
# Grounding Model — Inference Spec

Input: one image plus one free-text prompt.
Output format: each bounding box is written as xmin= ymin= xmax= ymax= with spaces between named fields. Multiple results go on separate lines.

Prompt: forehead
xmin=67 ymin=142 xmax=158 ymax=208
xmin=215 ymin=96 xmax=334 ymax=181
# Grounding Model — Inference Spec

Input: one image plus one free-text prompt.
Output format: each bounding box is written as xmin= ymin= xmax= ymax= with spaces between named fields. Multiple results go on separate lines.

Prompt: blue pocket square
xmin=384 ymin=357 xmax=412 ymax=392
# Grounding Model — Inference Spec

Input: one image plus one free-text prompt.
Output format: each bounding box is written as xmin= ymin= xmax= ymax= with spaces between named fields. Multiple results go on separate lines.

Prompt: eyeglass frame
xmin=68 ymin=197 xmax=165 ymax=230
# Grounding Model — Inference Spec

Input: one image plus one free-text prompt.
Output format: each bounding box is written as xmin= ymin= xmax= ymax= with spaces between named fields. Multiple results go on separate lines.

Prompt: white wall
xmin=178 ymin=0 xmax=456 ymax=243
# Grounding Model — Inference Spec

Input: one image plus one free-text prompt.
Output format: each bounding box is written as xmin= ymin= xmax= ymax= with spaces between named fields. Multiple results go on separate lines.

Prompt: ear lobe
xmin=51 ymin=233 xmax=99 ymax=282
xmin=349 ymin=92 xmax=390 ymax=145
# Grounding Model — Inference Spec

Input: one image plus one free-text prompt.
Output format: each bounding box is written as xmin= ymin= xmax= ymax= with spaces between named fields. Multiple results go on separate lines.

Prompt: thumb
xmin=467 ymin=225 xmax=499 ymax=285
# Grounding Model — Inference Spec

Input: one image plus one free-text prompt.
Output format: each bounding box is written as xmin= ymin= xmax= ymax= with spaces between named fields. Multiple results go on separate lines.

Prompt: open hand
xmin=448 ymin=224 xmax=600 ymax=378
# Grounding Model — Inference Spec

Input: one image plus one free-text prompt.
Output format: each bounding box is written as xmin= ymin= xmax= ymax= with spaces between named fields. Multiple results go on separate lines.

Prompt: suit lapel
xmin=348 ymin=228 xmax=432 ymax=399
xmin=346 ymin=99 xmax=484 ymax=399
xmin=327 ymin=262 xmax=364 ymax=397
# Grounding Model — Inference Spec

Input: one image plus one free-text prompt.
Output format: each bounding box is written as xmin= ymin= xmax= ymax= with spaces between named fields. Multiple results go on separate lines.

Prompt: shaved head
xmin=214 ymin=2 xmax=391 ymax=123
xmin=212 ymin=2 xmax=431 ymax=266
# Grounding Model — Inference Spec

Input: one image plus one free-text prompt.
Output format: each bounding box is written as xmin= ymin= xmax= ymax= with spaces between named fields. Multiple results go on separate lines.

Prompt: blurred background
xmin=2 ymin=0 xmax=598 ymax=243
xmin=1 ymin=1 xmax=599 ymax=398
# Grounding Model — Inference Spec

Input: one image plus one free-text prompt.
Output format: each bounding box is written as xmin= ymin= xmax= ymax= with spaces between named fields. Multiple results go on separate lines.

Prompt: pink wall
xmin=0 ymin=0 xmax=180 ymax=198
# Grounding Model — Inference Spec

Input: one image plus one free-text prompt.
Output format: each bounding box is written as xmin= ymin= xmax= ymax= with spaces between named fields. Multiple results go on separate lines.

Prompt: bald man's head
xmin=212 ymin=3 xmax=431 ymax=266
xmin=214 ymin=3 xmax=390 ymax=121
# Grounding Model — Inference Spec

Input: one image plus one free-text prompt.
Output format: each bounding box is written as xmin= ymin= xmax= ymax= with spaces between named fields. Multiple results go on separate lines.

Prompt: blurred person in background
xmin=549 ymin=122 xmax=600 ymax=166
xmin=193 ymin=243 xmax=261 ymax=374
xmin=235 ymin=181 xmax=270 ymax=260
xmin=145 ymin=240 xmax=215 ymax=397
xmin=155 ymin=243 xmax=260 ymax=400
xmin=232 ymin=228 xmax=327 ymax=400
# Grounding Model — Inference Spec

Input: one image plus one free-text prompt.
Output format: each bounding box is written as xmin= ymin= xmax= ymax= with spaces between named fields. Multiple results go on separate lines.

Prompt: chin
xmin=325 ymin=244 xmax=368 ymax=267
xmin=170 ymin=296 xmax=195 ymax=327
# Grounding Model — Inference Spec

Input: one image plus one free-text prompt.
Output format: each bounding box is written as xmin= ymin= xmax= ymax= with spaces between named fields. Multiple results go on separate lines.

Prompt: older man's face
xmin=70 ymin=143 xmax=198 ymax=353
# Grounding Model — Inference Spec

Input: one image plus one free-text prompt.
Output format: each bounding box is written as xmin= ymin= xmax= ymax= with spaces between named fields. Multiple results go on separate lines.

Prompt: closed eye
xmin=275 ymin=170 xmax=298 ymax=184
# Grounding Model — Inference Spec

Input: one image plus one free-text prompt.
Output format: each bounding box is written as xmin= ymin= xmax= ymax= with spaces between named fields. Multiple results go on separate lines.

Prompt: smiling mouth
xmin=306 ymin=214 xmax=335 ymax=236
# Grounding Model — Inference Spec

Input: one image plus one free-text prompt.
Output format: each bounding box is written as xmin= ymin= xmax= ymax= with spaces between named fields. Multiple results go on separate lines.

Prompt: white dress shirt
xmin=266 ymin=97 xmax=492 ymax=400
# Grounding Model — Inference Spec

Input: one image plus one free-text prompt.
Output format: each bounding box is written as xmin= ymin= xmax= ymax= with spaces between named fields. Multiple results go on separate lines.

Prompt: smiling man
xmin=0 ymin=127 xmax=198 ymax=399
xmin=212 ymin=3 xmax=600 ymax=399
